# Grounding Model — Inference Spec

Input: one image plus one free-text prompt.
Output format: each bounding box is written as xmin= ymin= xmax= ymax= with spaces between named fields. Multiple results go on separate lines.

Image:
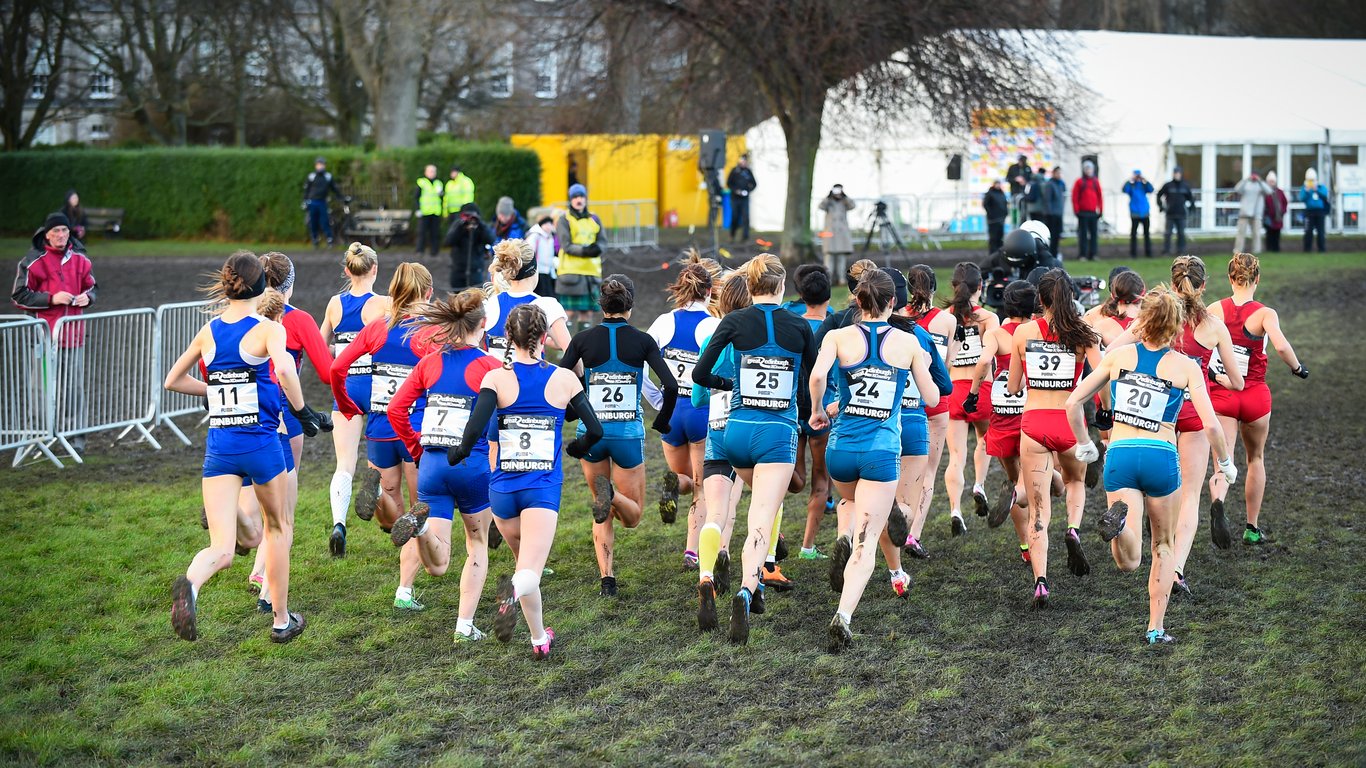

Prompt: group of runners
xmin=164 ymin=240 xmax=1307 ymax=655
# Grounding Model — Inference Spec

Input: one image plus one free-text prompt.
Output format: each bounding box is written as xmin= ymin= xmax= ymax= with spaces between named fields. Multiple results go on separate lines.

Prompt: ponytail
xmin=1101 ymin=270 xmax=1146 ymax=319
xmin=1170 ymin=255 xmax=1208 ymax=327
xmin=907 ymin=265 xmax=936 ymax=315
xmin=942 ymin=262 xmax=982 ymax=325
xmin=1038 ymin=268 xmax=1098 ymax=351
xmin=387 ymin=262 xmax=433 ymax=328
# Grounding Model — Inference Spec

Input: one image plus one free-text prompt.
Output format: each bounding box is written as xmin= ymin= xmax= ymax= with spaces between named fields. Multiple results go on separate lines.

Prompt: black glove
xmin=963 ymin=391 xmax=979 ymax=414
xmin=714 ymin=378 xmax=734 ymax=392
xmin=1094 ymin=407 xmax=1114 ymax=431
xmin=290 ymin=403 xmax=330 ymax=437
xmin=1292 ymin=364 xmax=1309 ymax=379
xmin=582 ymin=243 xmax=602 ymax=258
xmin=650 ymin=415 xmax=670 ymax=434
xmin=566 ymin=437 xmax=593 ymax=460
xmin=202 ymin=394 xmax=210 ymax=412
xmin=446 ymin=443 xmax=471 ymax=467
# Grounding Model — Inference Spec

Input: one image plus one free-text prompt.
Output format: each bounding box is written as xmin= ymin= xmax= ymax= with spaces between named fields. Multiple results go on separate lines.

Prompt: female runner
xmin=1066 ymin=285 xmax=1237 ymax=644
xmin=1006 ymin=268 xmax=1101 ymax=608
xmin=445 ymin=304 xmax=604 ymax=659
xmin=942 ymin=262 xmax=999 ymax=532
xmin=692 ymin=254 xmax=817 ymax=645
xmin=319 ymin=243 xmax=390 ymax=558
xmin=646 ymin=259 xmax=718 ymax=563
xmin=559 ymin=275 xmax=676 ymax=597
xmin=788 ymin=264 xmax=837 ymax=560
xmin=907 ymin=265 xmax=956 ymax=555
xmin=1080 ymin=268 xmax=1145 ymax=486
xmin=163 ymin=252 xmax=329 ymax=642
xmin=1206 ymin=253 xmax=1308 ymax=545
xmin=330 ymin=262 xmax=436 ymax=610
xmin=388 ymin=289 xmax=505 ymax=641
xmin=810 ymin=269 xmax=939 ymax=650
xmin=483 ymin=238 xmax=571 ymax=356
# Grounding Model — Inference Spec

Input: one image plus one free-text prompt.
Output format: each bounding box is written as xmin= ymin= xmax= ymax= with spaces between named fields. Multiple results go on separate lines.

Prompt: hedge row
xmin=0 ymin=143 xmax=541 ymax=241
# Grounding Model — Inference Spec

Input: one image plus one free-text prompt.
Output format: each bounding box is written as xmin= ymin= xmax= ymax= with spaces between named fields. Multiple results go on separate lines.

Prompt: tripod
xmin=861 ymin=200 xmax=908 ymax=265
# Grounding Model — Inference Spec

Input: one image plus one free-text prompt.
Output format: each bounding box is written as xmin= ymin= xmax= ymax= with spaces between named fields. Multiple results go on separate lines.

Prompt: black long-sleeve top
xmin=559 ymin=318 xmax=678 ymax=428
xmin=693 ymin=303 xmax=816 ymax=422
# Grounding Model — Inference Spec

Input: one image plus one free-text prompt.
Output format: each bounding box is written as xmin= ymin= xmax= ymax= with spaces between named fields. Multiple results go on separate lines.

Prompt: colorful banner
xmin=969 ymin=109 xmax=1055 ymax=188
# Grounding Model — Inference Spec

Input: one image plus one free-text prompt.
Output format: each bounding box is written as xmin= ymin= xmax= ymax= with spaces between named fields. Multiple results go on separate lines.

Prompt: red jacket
xmin=1072 ymin=176 xmax=1103 ymax=215
xmin=12 ymin=237 xmax=97 ymax=347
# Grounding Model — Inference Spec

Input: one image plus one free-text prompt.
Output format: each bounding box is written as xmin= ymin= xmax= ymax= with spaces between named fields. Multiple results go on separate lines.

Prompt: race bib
xmin=708 ymin=388 xmax=732 ymax=431
xmin=901 ymin=368 xmax=922 ymax=411
xmin=421 ymin=393 xmax=473 ymax=448
xmin=486 ymin=334 xmax=510 ymax=359
xmin=738 ymin=354 xmax=795 ymax=411
xmin=844 ymin=366 xmax=897 ymax=420
xmin=207 ymin=368 xmax=260 ymax=428
xmin=953 ymin=326 xmax=983 ymax=367
xmin=1025 ymin=340 xmax=1075 ymax=390
xmin=497 ymin=413 xmax=556 ymax=472
xmin=663 ymin=347 xmax=699 ymax=397
xmin=1113 ymin=370 xmax=1172 ymax=432
xmin=370 ymin=362 xmax=414 ymax=413
xmin=927 ymin=332 xmax=949 ymax=365
xmin=588 ymin=371 xmax=639 ymax=422
xmin=334 ymin=331 xmax=373 ymax=376
xmin=991 ymin=370 xmax=1025 ymax=415
xmin=1209 ymin=345 xmax=1251 ymax=379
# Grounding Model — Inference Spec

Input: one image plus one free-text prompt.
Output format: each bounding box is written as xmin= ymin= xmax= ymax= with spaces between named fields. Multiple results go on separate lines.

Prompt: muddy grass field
xmin=0 ymin=242 xmax=1363 ymax=765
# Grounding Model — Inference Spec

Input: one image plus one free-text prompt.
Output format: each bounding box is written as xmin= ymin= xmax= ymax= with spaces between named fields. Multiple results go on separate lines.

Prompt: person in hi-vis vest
xmin=414 ymin=164 xmax=444 ymax=257
xmin=554 ymin=183 xmax=605 ymax=332
xmin=443 ymin=165 xmax=476 ymax=223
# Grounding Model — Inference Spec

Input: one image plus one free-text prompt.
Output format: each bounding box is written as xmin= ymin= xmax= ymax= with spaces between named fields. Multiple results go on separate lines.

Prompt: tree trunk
xmin=372 ymin=63 xmax=420 ymax=147
xmin=779 ymin=101 xmax=824 ymax=264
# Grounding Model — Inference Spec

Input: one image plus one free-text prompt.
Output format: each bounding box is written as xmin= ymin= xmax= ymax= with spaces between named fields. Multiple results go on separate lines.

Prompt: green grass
xmin=0 ymin=237 xmax=305 ymax=259
xmin=2 ymin=253 xmax=1364 ymax=765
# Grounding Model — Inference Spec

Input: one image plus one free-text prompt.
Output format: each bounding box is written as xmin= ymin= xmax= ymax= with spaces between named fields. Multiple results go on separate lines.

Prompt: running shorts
xmin=418 ymin=448 xmax=492 ymax=520
xmin=722 ymin=421 xmax=798 ymax=468
xmin=1210 ymin=382 xmax=1272 ymax=423
xmin=1103 ymin=438 xmax=1181 ymax=498
xmin=900 ymin=413 xmax=929 ymax=457
xmin=947 ymin=379 xmax=992 ymax=422
xmin=662 ymin=401 xmax=708 ymax=447
xmin=367 ymin=438 xmax=414 ymax=469
xmin=490 ymin=486 xmax=561 ymax=519
xmin=1020 ymin=408 xmax=1078 ymax=454
xmin=205 ymin=447 xmax=287 ymax=486
xmin=827 ymin=447 xmax=900 ymax=484
xmin=580 ymin=435 xmax=645 ymax=469
xmin=986 ymin=414 xmax=1022 ymax=458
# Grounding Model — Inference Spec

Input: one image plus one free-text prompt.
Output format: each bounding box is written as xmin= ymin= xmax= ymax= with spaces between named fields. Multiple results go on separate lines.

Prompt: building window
xmin=535 ymin=56 xmax=557 ymax=99
xmin=31 ymin=74 xmax=48 ymax=99
xmin=89 ymin=121 xmax=110 ymax=141
xmin=488 ymin=44 xmax=513 ymax=99
xmin=90 ymin=70 xmax=114 ymax=100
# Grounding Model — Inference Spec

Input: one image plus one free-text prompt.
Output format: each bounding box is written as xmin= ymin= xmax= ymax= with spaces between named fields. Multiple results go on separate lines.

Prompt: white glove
xmin=1075 ymin=440 xmax=1099 ymax=463
xmin=1217 ymin=457 xmax=1238 ymax=485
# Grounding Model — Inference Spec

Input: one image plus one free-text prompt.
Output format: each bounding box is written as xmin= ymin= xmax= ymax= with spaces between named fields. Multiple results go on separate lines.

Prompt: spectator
xmin=12 ymin=212 xmax=97 ymax=453
xmin=1122 ymin=169 xmax=1155 ymax=258
xmin=1006 ymin=154 xmax=1030 ymax=223
xmin=526 ymin=214 xmax=558 ymax=297
xmin=1299 ymin=168 xmax=1329 ymax=253
xmin=1156 ymin=166 xmax=1195 ymax=255
xmin=302 ymin=156 xmax=343 ymax=248
xmin=1233 ymin=172 xmax=1272 ymax=254
xmin=1263 ymin=170 xmax=1289 ymax=253
xmin=61 ymin=190 xmax=88 ymax=242
xmin=1071 ymin=160 xmax=1102 ymax=261
xmin=982 ymin=179 xmax=1008 ymax=254
xmin=726 ymin=153 xmax=757 ymax=242
xmin=1025 ymin=167 xmax=1050 ymax=222
xmin=1045 ymin=167 xmax=1067 ymax=256
xmin=413 ymin=163 xmax=444 ymax=257
xmin=818 ymin=184 xmax=856 ymax=281
xmin=442 ymin=164 xmax=476 ymax=227
xmin=444 ymin=202 xmax=494 ymax=292
xmin=491 ymin=196 xmax=527 ymax=244
xmin=555 ymin=183 xmax=605 ymax=332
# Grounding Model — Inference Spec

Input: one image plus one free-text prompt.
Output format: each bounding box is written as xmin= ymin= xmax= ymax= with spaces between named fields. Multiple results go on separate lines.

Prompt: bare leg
xmin=373 ymin=463 xmax=404 ymax=529
xmin=685 ymin=441 xmax=707 ymax=554
xmin=1172 ymin=430 xmax=1210 ymax=577
xmin=253 ymin=473 xmax=294 ymax=625
xmin=512 ymin=508 xmax=559 ymax=640
xmin=1020 ymin=433 xmax=1053 ymax=583
xmin=802 ymin=433 xmax=831 ymax=549
xmin=735 ymin=464 xmax=794 ymax=593
xmin=838 ymin=479 xmax=899 ymax=619
xmin=1238 ymin=416 xmax=1270 ymax=528
xmin=914 ymin=412 xmax=950 ymax=538
xmin=945 ymin=418 xmax=970 ymax=516
xmin=454 ymin=513 xmax=487 ymax=622
xmin=1146 ymin=490 xmax=1180 ymax=633
xmin=971 ymin=419 xmax=990 ymax=491
xmin=188 ymin=475 xmax=252 ymax=591
xmin=1107 ymin=488 xmax=1147 ymax=571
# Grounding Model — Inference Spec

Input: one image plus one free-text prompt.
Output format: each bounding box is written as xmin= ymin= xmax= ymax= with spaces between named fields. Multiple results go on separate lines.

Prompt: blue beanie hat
xmin=568 ymin=183 xmax=587 ymax=199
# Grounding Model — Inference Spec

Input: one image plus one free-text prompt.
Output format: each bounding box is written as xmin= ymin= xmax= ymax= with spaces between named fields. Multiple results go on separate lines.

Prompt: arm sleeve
xmin=692 ymin=315 xmax=738 ymax=391
xmin=557 ymin=335 xmax=583 ymax=372
xmin=925 ymin=334 xmax=953 ymax=396
xmin=81 ymin=257 xmax=97 ymax=303
xmin=566 ymin=391 xmax=603 ymax=453
xmin=289 ymin=310 xmax=334 ymax=387
xmin=329 ymin=321 xmax=381 ymax=418
xmin=389 ymin=354 xmax=438 ymax=460
xmin=450 ymin=387 xmax=497 ymax=463
xmin=556 ymin=216 xmax=586 ymax=256
xmin=797 ymin=320 xmax=817 ymax=424
xmin=643 ymin=341 xmax=678 ymax=428
xmin=330 ymin=174 xmax=343 ymax=197
xmin=11 ymin=256 xmax=49 ymax=310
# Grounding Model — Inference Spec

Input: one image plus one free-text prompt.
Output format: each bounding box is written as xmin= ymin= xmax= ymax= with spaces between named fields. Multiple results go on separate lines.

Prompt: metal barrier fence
xmin=154 ymin=301 xmax=211 ymax=445
xmin=50 ymin=308 xmax=160 ymax=464
xmin=0 ymin=316 xmax=59 ymax=467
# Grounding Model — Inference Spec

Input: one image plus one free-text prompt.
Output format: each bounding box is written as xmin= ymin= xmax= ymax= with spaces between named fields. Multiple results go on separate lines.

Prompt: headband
xmin=229 ymin=268 xmax=267 ymax=300
xmin=514 ymin=259 xmax=538 ymax=281
xmin=279 ymin=257 xmax=296 ymax=295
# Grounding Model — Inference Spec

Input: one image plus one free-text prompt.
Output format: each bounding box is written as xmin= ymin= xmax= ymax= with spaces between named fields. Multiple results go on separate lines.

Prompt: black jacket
xmin=982 ymin=188 xmax=1008 ymax=224
xmin=444 ymin=208 xmax=494 ymax=259
xmin=980 ymin=243 xmax=1062 ymax=309
xmin=303 ymin=170 xmax=343 ymax=202
xmin=727 ymin=166 xmax=757 ymax=196
xmin=1156 ymin=180 xmax=1195 ymax=217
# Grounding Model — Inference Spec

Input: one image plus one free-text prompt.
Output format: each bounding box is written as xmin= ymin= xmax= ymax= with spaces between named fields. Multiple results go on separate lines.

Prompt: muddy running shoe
xmin=827 ymin=614 xmax=853 ymax=653
xmin=171 ymin=575 xmax=197 ymax=641
xmin=761 ymin=565 xmax=794 ymax=592
xmin=199 ymin=506 xmax=208 ymax=530
xmin=591 ymin=475 xmax=614 ymax=525
xmin=453 ymin=626 xmax=486 ymax=643
xmin=951 ymin=514 xmax=967 ymax=537
xmin=1209 ymin=499 xmax=1233 ymax=550
xmin=1065 ymin=528 xmax=1091 ymax=576
xmin=1085 ymin=441 xmax=1106 ymax=489
xmin=257 ymin=597 xmax=272 ymax=614
xmin=270 ymin=612 xmax=306 ymax=644
xmin=1020 ymin=545 xmax=1032 ymax=565
xmin=248 ymin=573 xmax=264 ymax=594
xmin=1171 ymin=573 xmax=1192 ymax=599
xmin=774 ymin=534 xmax=789 ymax=562
xmin=234 ymin=542 xmax=251 ymax=557
xmin=1146 ymin=629 xmax=1177 ymax=646
xmin=713 ymin=551 xmax=731 ymax=597
xmin=829 ymin=535 xmax=852 ymax=593
xmin=728 ymin=590 xmax=751 ymax=645
xmin=599 ymin=576 xmax=618 ymax=597
xmin=532 ymin=628 xmax=556 ymax=660
xmin=972 ymin=486 xmax=989 ymax=517
xmin=750 ymin=585 xmax=767 ymax=615
xmin=697 ymin=578 xmax=718 ymax=631
xmin=394 ymin=594 xmax=426 ymax=612
xmin=989 ymin=482 xmax=1015 ymax=528
xmin=886 ymin=503 xmax=909 ymax=549
xmin=328 ymin=523 xmax=347 ymax=558
xmin=1030 ymin=580 xmax=1050 ymax=610
xmin=890 ymin=571 xmax=912 ymax=599
xmin=903 ymin=535 xmax=929 ymax=560
xmin=1051 ymin=471 xmax=1065 ymax=498
xmin=683 ymin=550 xmax=699 ymax=570
xmin=493 ymin=575 xmax=519 ymax=643
xmin=354 ymin=468 xmax=381 ymax=522
xmin=799 ymin=547 xmax=829 ymax=560
xmin=489 ymin=524 xmax=504 ymax=550
xmin=658 ymin=472 xmax=680 ymax=524
xmin=1097 ymin=501 xmax=1128 ymax=543
xmin=390 ymin=502 xmax=430 ymax=548
xmin=1242 ymin=526 xmax=1265 ymax=545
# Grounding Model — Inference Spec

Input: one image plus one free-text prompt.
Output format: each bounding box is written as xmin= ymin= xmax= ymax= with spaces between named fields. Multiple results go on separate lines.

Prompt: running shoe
xmin=890 ymin=571 xmax=912 ymax=599
xmin=829 ymin=535 xmax=852 ymax=593
xmin=257 ymin=597 xmax=272 ymax=614
xmin=1146 ymin=628 xmax=1177 ymax=646
xmin=761 ymin=565 xmax=795 ymax=592
xmin=394 ymin=594 xmax=426 ymax=612
xmin=453 ymin=626 xmax=486 ymax=643
xmin=599 ymin=576 xmax=618 ymax=597
xmin=1084 ymin=441 xmax=1106 ymax=489
xmin=591 ymin=475 xmax=614 ymax=525
xmin=886 ymin=503 xmax=909 ymax=550
xmin=1096 ymin=501 xmax=1128 ymax=543
xmin=1171 ymin=573 xmax=1192 ymax=599
xmin=825 ymin=495 xmax=835 ymax=511
xmin=1020 ymin=545 xmax=1032 ymax=565
xmin=903 ymin=535 xmax=929 ymax=560
xmin=270 ymin=612 xmax=306 ymax=644
xmin=1209 ymin=499 xmax=1233 ymax=550
xmin=489 ymin=523 xmax=504 ymax=550
xmin=799 ymin=547 xmax=830 ymax=560
xmin=234 ymin=542 xmax=251 ymax=557
xmin=328 ymin=522 xmax=347 ymax=559
xmin=774 ymin=533 xmax=789 ymax=562
xmin=683 ymin=550 xmax=699 ymax=570
xmin=1050 ymin=470 xmax=1065 ymax=498
xmin=1065 ymin=528 xmax=1091 ymax=577
xmin=248 ymin=573 xmax=264 ymax=594
xmin=658 ymin=472 xmax=680 ymax=524
xmin=951 ymin=513 xmax=967 ymax=537
xmin=989 ymin=482 xmax=1016 ymax=529
xmin=1242 ymin=526 xmax=1265 ymax=545
xmin=493 ymin=575 xmax=519 ymax=643
xmin=171 ymin=575 xmax=197 ymax=641
xmin=728 ymin=590 xmax=750 ymax=645
xmin=827 ymin=614 xmax=853 ymax=653
xmin=1030 ymin=580 xmax=1050 ymax=610
xmin=532 ymin=628 xmax=555 ymax=660
xmin=199 ymin=506 xmax=208 ymax=530
xmin=750 ymin=585 xmax=767 ymax=615
xmin=697 ymin=578 xmax=718 ymax=631
xmin=390 ymin=502 xmax=431 ymax=548
xmin=972 ymin=486 xmax=989 ymax=517
xmin=354 ymin=467 xmax=381 ymax=521
xmin=713 ymin=551 xmax=731 ymax=597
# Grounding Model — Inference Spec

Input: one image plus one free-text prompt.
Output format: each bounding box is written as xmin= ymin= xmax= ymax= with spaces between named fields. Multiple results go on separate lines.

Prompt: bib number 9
xmin=664 ymin=348 xmax=699 ymax=396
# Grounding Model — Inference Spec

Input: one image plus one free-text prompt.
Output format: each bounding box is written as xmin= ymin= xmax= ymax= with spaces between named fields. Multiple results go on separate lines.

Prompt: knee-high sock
xmin=330 ymin=471 xmax=352 ymax=527
xmin=698 ymin=523 xmax=722 ymax=581
xmin=766 ymin=504 xmax=784 ymax=562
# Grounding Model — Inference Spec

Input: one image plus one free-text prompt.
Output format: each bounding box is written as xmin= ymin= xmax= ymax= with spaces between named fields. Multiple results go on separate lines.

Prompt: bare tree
xmin=0 ymin=0 xmax=74 ymax=150
xmin=261 ymin=0 xmax=367 ymax=144
xmin=335 ymin=0 xmax=445 ymax=148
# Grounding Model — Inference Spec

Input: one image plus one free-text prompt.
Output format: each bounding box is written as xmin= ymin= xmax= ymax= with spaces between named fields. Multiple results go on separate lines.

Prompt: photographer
xmin=980 ymin=220 xmax=1059 ymax=312
xmin=983 ymin=180 xmax=1008 ymax=254
xmin=444 ymin=202 xmax=494 ymax=291
xmin=1122 ymin=169 xmax=1155 ymax=258
xmin=818 ymin=185 xmax=855 ymax=282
